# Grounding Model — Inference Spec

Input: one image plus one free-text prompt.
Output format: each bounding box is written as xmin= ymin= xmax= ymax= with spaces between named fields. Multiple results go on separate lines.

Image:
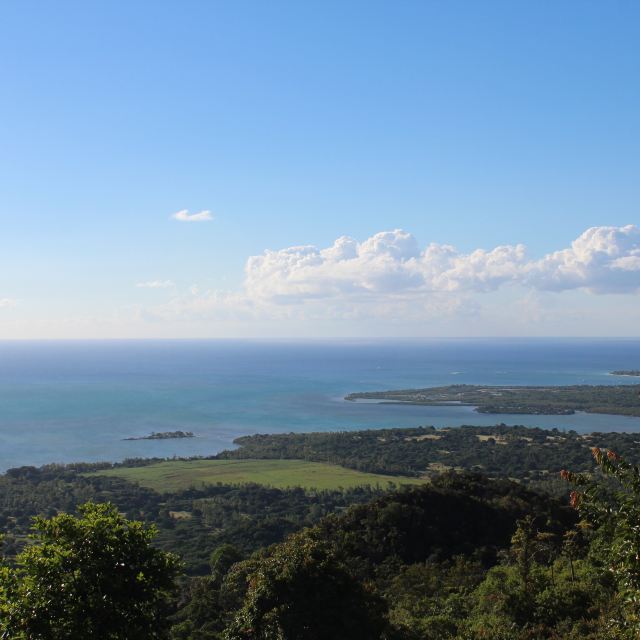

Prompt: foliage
xmin=211 ymin=545 xmax=244 ymax=584
xmin=172 ymin=472 xmax=579 ymax=639
xmin=314 ymin=473 xmax=575 ymax=574
xmin=4 ymin=431 xmax=640 ymax=639
xmin=0 ymin=464 xmax=383 ymax=573
xmin=563 ymin=447 xmax=640 ymax=635
xmin=0 ymin=502 xmax=181 ymax=640
xmin=223 ymin=534 xmax=388 ymax=640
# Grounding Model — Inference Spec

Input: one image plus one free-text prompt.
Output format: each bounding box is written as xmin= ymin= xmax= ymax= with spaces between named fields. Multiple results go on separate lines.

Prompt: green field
xmin=90 ymin=459 xmax=427 ymax=492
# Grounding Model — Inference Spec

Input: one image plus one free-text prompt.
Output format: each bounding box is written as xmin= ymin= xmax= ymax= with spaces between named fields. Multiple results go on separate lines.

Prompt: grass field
xmin=89 ymin=459 xmax=427 ymax=492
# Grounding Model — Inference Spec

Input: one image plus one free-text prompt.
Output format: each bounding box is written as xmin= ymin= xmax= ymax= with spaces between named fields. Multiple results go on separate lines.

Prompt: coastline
xmin=3 ymin=339 xmax=640 ymax=471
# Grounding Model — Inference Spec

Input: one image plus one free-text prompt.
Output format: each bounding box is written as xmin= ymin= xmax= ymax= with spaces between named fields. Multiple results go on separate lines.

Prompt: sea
xmin=1 ymin=338 xmax=640 ymax=472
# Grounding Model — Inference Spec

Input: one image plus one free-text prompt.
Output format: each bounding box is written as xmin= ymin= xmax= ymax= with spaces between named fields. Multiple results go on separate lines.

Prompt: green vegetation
xmin=124 ymin=431 xmax=195 ymax=441
xmin=0 ymin=502 xmax=180 ymax=640
xmin=222 ymin=424 xmax=640 ymax=483
xmin=346 ymin=383 xmax=640 ymax=415
xmin=173 ymin=456 xmax=640 ymax=639
xmin=223 ymin=534 xmax=388 ymax=640
xmin=564 ymin=447 xmax=640 ymax=636
xmin=174 ymin=472 xmax=585 ymax=639
xmin=89 ymin=459 xmax=426 ymax=492
xmin=0 ymin=463 xmax=386 ymax=574
xmin=5 ymin=425 xmax=640 ymax=637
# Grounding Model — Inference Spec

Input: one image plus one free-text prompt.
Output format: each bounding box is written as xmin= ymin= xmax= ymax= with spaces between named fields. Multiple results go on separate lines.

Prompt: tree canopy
xmin=0 ymin=502 xmax=181 ymax=640
xmin=223 ymin=533 xmax=388 ymax=640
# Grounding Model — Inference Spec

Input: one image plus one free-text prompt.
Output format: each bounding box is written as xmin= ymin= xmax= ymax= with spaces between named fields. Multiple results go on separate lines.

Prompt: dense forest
xmin=2 ymin=425 xmax=640 ymax=638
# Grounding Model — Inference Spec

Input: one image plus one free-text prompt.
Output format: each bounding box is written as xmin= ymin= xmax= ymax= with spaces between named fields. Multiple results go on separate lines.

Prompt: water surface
xmin=1 ymin=338 xmax=639 ymax=471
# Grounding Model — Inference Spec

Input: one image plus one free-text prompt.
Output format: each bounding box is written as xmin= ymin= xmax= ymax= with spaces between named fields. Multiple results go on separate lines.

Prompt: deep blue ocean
xmin=1 ymin=338 xmax=640 ymax=472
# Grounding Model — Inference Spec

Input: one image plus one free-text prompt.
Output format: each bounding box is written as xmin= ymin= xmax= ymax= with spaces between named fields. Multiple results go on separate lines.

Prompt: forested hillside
xmin=2 ymin=427 xmax=640 ymax=637
xmin=172 ymin=456 xmax=640 ymax=639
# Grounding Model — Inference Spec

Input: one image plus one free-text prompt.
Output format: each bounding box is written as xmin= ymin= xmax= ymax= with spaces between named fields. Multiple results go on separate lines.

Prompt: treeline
xmin=220 ymin=424 xmax=640 ymax=481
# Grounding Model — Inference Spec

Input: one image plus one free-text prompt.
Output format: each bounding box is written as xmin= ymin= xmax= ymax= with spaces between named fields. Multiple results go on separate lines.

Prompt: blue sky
xmin=1 ymin=1 xmax=639 ymax=337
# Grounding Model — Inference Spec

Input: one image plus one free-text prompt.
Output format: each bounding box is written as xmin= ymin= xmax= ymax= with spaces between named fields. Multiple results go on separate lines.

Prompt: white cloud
xmin=243 ymin=225 xmax=640 ymax=303
xmin=171 ymin=209 xmax=213 ymax=222
xmin=0 ymin=298 xmax=17 ymax=308
xmin=138 ymin=225 xmax=640 ymax=330
xmin=244 ymin=228 xmax=528 ymax=302
xmin=136 ymin=280 xmax=175 ymax=289
xmin=527 ymin=225 xmax=640 ymax=293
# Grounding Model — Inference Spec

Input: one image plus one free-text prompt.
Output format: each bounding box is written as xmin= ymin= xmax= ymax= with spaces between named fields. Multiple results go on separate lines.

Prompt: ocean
xmin=1 ymin=338 xmax=640 ymax=472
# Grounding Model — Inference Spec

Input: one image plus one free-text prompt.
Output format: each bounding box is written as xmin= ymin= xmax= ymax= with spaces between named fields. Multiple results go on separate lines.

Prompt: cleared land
xmin=90 ymin=458 xmax=426 ymax=492
xmin=345 ymin=383 xmax=640 ymax=416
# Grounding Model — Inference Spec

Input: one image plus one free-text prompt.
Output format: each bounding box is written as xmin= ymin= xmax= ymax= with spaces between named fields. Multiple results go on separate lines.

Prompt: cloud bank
xmin=527 ymin=225 xmax=640 ymax=293
xmin=141 ymin=225 xmax=640 ymax=331
xmin=244 ymin=225 xmax=640 ymax=302
xmin=171 ymin=209 xmax=213 ymax=222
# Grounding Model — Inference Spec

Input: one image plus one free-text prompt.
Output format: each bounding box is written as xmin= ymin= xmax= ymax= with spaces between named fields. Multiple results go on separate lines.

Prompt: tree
xmin=210 ymin=544 xmax=244 ymax=585
xmin=563 ymin=447 xmax=640 ymax=637
xmin=170 ymin=577 xmax=223 ymax=640
xmin=223 ymin=533 xmax=388 ymax=640
xmin=0 ymin=502 xmax=181 ymax=639
xmin=170 ymin=545 xmax=244 ymax=640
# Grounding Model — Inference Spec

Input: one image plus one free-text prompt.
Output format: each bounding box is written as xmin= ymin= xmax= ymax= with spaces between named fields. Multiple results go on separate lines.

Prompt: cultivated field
xmin=90 ymin=458 xmax=426 ymax=492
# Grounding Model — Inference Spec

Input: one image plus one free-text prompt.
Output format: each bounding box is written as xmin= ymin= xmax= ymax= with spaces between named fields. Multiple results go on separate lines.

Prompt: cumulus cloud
xmin=171 ymin=209 xmax=213 ymax=222
xmin=243 ymin=225 xmax=640 ymax=303
xmin=136 ymin=280 xmax=175 ymax=289
xmin=139 ymin=225 xmax=640 ymax=328
xmin=527 ymin=225 xmax=640 ymax=293
xmin=244 ymin=228 xmax=528 ymax=302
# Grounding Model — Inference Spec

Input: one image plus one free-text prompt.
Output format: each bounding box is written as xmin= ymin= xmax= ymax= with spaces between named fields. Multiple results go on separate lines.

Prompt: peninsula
xmin=345 ymin=383 xmax=640 ymax=416
xmin=123 ymin=430 xmax=195 ymax=441
xmin=611 ymin=370 xmax=640 ymax=377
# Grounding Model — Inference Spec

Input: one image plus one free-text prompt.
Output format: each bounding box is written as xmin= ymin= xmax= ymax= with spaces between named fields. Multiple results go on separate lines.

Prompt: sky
xmin=1 ymin=0 xmax=639 ymax=338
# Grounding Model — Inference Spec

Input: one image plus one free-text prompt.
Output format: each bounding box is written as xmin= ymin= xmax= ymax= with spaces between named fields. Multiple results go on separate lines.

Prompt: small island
xmin=611 ymin=370 xmax=640 ymax=377
xmin=123 ymin=430 xmax=195 ymax=441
